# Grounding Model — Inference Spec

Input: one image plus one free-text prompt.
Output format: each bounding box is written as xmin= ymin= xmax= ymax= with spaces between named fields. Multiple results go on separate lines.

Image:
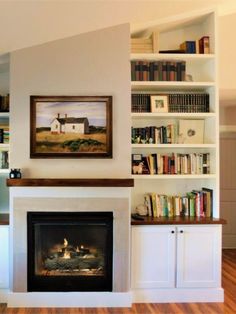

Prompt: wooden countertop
xmin=0 ymin=213 xmax=9 ymax=225
xmin=131 ymin=216 xmax=227 ymax=225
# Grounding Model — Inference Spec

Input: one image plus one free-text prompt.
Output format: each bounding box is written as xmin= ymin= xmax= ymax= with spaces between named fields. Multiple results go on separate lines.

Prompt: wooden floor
xmin=1 ymin=249 xmax=236 ymax=314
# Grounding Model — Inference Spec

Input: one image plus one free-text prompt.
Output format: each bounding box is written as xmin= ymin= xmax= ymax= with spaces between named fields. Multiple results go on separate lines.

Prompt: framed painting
xmin=30 ymin=96 xmax=112 ymax=158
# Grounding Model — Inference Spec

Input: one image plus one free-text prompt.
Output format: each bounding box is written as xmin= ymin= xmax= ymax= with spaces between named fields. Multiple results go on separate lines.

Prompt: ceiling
xmin=0 ymin=0 xmax=236 ymax=105
xmin=0 ymin=0 xmax=235 ymax=54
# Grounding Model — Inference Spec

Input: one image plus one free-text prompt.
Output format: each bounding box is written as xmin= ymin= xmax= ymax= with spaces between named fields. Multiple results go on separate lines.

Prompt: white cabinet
xmin=176 ymin=225 xmax=221 ymax=288
xmin=0 ymin=226 xmax=9 ymax=289
xmin=131 ymin=225 xmax=175 ymax=288
xmin=131 ymin=224 xmax=221 ymax=290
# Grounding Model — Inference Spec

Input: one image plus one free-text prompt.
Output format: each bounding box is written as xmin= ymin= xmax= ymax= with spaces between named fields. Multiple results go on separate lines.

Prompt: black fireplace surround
xmin=27 ymin=211 xmax=113 ymax=292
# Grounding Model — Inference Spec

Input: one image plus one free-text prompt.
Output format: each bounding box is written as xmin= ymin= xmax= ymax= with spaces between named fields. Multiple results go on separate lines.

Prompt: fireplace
xmin=27 ymin=211 xmax=113 ymax=292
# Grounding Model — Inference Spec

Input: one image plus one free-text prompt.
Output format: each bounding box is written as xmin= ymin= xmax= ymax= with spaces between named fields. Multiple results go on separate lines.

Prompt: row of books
xmin=143 ymin=188 xmax=213 ymax=218
xmin=0 ymin=151 xmax=9 ymax=169
xmin=0 ymin=94 xmax=9 ymax=112
xmin=131 ymin=125 xmax=178 ymax=144
xmin=131 ymin=93 xmax=210 ymax=113
xmin=159 ymin=36 xmax=210 ymax=54
xmin=131 ymin=60 xmax=186 ymax=81
xmin=0 ymin=126 xmax=9 ymax=144
xmin=132 ymin=153 xmax=210 ymax=175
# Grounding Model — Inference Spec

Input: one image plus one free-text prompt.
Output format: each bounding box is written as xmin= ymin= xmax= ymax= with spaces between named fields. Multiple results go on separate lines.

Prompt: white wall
xmin=219 ymin=12 xmax=236 ymax=105
xmin=10 ymin=24 xmax=131 ymax=178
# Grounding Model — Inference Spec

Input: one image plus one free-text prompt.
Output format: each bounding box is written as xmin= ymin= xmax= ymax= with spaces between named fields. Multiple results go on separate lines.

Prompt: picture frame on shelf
xmin=30 ymin=95 xmax=113 ymax=158
xmin=178 ymin=119 xmax=205 ymax=144
xmin=151 ymin=95 xmax=168 ymax=113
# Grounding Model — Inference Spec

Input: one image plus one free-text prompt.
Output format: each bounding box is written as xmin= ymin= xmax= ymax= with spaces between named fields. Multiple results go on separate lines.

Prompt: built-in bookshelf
xmin=130 ymin=10 xmax=219 ymax=219
xmin=0 ymin=54 xmax=10 ymax=213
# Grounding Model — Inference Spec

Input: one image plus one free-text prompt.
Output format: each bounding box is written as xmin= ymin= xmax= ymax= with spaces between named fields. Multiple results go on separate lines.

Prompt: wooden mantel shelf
xmin=131 ymin=216 xmax=227 ymax=225
xmin=6 ymin=178 xmax=134 ymax=187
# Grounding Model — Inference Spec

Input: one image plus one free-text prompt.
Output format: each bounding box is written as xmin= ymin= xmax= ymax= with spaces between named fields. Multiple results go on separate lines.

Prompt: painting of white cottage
xmin=32 ymin=96 xmax=112 ymax=157
xmin=50 ymin=113 xmax=89 ymax=135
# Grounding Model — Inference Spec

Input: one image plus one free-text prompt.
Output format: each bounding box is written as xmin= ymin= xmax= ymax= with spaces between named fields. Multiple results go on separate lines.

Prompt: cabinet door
xmin=176 ymin=225 xmax=221 ymax=288
xmin=131 ymin=226 xmax=175 ymax=288
xmin=0 ymin=226 xmax=9 ymax=288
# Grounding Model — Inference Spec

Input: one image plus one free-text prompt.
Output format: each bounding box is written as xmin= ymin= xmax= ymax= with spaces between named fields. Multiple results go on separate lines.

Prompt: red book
xmin=199 ymin=36 xmax=210 ymax=54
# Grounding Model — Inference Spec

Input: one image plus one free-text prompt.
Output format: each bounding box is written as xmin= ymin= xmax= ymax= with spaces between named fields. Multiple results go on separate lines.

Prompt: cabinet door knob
xmin=171 ymin=230 xmax=175 ymax=234
xmin=180 ymin=230 xmax=184 ymax=233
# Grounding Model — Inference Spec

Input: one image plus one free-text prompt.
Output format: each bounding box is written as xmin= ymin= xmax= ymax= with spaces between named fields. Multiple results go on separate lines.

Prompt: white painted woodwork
xmin=131 ymin=10 xmax=219 ymax=219
xmin=0 ymin=226 xmax=9 ymax=289
xmin=176 ymin=225 xmax=221 ymax=288
xmin=131 ymin=225 xmax=222 ymax=293
xmin=131 ymin=226 xmax=175 ymax=289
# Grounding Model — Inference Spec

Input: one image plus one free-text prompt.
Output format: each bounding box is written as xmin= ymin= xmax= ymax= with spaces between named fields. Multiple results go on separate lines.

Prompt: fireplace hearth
xmin=27 ymin=211 xmax=113 ymax=292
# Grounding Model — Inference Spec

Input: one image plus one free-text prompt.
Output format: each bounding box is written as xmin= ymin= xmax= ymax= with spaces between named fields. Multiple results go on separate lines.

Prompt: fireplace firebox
xmin=27 ymin=212 xmax=113 ymax=292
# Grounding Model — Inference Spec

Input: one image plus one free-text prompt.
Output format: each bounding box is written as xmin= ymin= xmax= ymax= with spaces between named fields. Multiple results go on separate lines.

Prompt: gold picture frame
xmin=30 ymin=95 xmax=112 ymax=159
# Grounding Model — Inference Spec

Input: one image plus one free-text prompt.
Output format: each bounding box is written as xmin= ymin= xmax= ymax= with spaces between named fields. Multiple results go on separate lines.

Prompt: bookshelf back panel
xmin=158 ymin=12 xmax=215 ymax=53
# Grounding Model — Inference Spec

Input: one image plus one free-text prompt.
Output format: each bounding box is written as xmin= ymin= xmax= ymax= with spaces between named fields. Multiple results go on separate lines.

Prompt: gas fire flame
xmin=63 ymin=238 xmax=70 ymax=259
xmin=64 ymin=238 xmax=68 ymax=248
xmin=63 ymin=250 xmax=71 ymax=259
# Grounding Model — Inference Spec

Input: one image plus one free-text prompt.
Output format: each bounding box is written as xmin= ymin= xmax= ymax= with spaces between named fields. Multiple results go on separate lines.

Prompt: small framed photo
xmin=151 ymin=95 xmax=168 ymax=113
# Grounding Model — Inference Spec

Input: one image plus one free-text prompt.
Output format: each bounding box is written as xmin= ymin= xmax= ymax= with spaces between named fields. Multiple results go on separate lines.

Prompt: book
xmin=0 ymin=129 xmax=4 ymax=143
xmin=180 ymin=41 xmax=196 ymax=53
xmin=202 ymin=187 xmax=213 ymax=217
xmin=199 ymin=36 xmax=210 ymax=54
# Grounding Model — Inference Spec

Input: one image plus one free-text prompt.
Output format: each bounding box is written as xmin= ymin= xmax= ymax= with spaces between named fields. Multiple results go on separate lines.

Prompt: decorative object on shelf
xmin=185 ymin=74 xmax=193 ymax=82
xmin=132 ymin=162 xmax=144 ymax=174
xmin=151 ymin=95 xmax=168 ymax=113
xmin=30 ymin=96 xmax=113 ymax=158
xmin=178 ymin=119 xmax=204 ymax=144
xmin=135 ymin=204 xmax=148 ymax=216
xmin=9 ymin=168 xmax=22 ymax=179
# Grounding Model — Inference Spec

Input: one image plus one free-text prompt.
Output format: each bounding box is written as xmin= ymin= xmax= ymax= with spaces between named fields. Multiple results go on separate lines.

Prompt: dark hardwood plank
xmin=1 ymin=249 xmax=236 ymax=314
xmin=6 ymin=178 xmax=134 ymax=187
xmin=131 ymin=215 xmax=227 ymax=225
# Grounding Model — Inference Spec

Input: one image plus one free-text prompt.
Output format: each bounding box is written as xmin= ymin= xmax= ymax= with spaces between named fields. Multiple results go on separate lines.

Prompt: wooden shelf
xmin=6 ymin=178 xmax=134 ymax=187
xmin=0 ymin=213 xmax=9 ymax=225
xmin=131 ymin=216 xmax=227 ymax=225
